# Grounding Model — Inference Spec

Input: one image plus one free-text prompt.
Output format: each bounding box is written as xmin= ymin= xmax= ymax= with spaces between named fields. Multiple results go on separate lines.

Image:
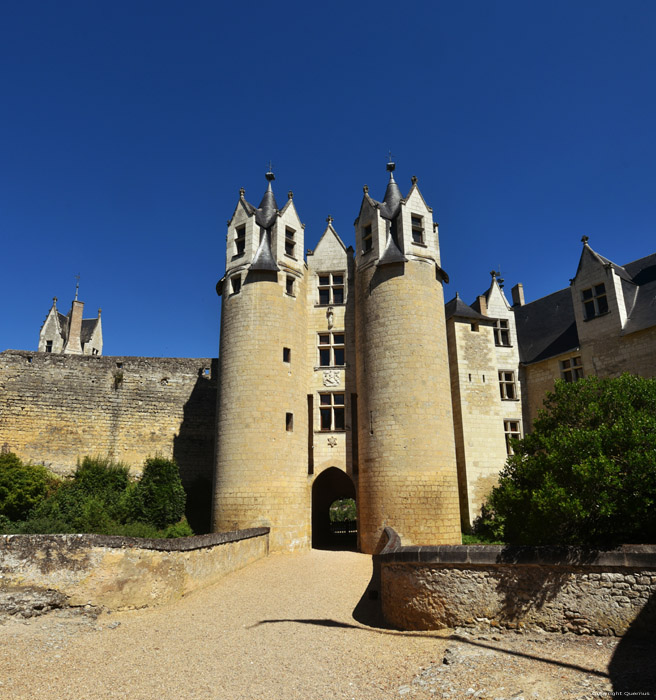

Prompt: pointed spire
xmin=256 ymin=170 xmax=279 ymax=228
xmin=379 ymin=161 xmax=402 ymax=220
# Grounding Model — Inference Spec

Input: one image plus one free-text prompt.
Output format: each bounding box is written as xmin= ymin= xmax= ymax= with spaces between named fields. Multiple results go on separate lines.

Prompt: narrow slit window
xmin=286 ymin=412 xmax=294 ymax=432
xmin=362 ymin=224 xmax=373 ymax=253
xmin=283 ymin=347 xmax=291 ymax=363
xmin=286 ymin=276 xmax=295 ymax=296
xmin=231 ymin=275 xmax=241 ymax=294
xmin=235 ymin=225 xmax=246 ymax=257
xmin=285 ymin=227 xmax=296 ymax=258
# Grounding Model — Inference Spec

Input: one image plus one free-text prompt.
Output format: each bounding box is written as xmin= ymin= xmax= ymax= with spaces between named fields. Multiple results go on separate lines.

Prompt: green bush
xmin=329 ymin=498 xmax=356 ymax=522
xmin=127 ymin=457 xmax=186 ymax=529
xmin=475 ymin=374 xmax=656 ymax=546
xmin=0 ymin=452 xmax=59 ymax=521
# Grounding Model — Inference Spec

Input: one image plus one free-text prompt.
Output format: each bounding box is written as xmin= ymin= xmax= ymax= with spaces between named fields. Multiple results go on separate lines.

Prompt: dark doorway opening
xmin=312 ymin=467 xmax=357 ymax=550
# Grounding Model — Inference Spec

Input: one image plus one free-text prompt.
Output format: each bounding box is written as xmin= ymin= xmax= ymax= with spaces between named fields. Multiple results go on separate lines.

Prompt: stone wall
xmin=0 ymin=351 xmax=217 ymax=492
xmin=0 ymin=528 xmax=268 ymax=613
xmin=375 ymin=529 xmax=656 ymax=636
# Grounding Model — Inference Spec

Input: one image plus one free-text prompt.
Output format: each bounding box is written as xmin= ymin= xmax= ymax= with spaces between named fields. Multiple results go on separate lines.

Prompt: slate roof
xmin=514 ymin=287 xmax=579 ymax=364
xmin=81 ymin=318 xmax=100 ymax=343
xmin=445 ymin=294 xmax=491 ymax=323
xmin=514 ymin=250 xmax=656 ymax=364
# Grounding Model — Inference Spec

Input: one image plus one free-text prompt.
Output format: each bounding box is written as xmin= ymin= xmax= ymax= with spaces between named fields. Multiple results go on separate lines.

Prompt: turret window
xmin=286 ymin=276 xmax=295 ymax=296
xmin=582 ymin=284 xmax=608 ymax=320
xmin=318 ymin=273 xmax=345 ymax=305
xmin=411 ymin=215 xmax=424 ymax=244
xmin=285 ymin=227 xmax=296 ymax=258
xmin=319 ymin=392 xmax=345 ymax=431
xmin=318 ymin=332 xmax=345 ymax=367
xmin=235 ymin=226 xmax=246 ymax=257
xmin=231 ymin=275 xmax=241 ymax=294
xmin=499 ymin=371 xmax=517 ymax=400
xmin=362 ymin=225 xmax=373 ymax=253
xmin=493 ymin=319 xmax=511 ymax=346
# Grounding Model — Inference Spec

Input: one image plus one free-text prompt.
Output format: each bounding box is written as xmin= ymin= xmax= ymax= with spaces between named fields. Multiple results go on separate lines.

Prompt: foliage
xmin=461 ymin=532 xmax=503 ymax=545
xmin=329 ymin=498 xmax=356 ymax=522
xmin=0 ymin=455 xmax=191 ymax=538
xmin=127 ymin=457 xmax=186 ymax=529
xmin=0 ymin=452 xmax=59 ymax=521
xmin=474 ymin=374 xmax=656 ymax=546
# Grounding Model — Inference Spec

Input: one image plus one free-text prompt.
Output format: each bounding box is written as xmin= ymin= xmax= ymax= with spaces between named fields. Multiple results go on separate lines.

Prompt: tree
xmin=475 ymin=374 xmax=656 ymax=546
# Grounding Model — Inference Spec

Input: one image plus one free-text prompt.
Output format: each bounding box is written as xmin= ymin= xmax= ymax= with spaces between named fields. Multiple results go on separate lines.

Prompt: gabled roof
xmin=575 ymin=241 xmax=633 ymax=283
xmin=514 ymin=287 xmax=579 ymax=364
xmin=445 ymin=294 xmax=491 ymax=322
xmin=312 ymin=221 xmax=348 ymax=256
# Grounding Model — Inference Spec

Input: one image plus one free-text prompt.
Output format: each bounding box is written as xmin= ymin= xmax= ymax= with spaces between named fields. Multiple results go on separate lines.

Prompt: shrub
xmin=0 ymin=452 xmax=59 ymax=521
xmin=475 ymin=374 xmax=656 ymax=546
xmin=128 ymin=457 xmax=186 ymax=529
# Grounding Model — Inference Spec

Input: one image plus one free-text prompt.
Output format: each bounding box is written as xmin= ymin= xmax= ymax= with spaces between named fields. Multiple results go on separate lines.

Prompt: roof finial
xmin=266 ymin=161 xmax=275 ymax=182
xmin=491 ymin=267 xmax=504 ymax=289
xmin=581 ymin=235 xmax=589 ymax=245
xmin=363 ymin=184 xmax=369 ymax=194
xmin=239 ymin=187 xmax=245 ymax=198
xmin=411 ymin=175 xmax=418 ymax=185
xmin=326 ymin=215 xmax=333 ymax=225
xmin=386 ymin=150 xmax=395 ymax=175
xmin=288 ymin=190 xmax=293 ymax=199
xmin=74 ymin=274 xmax=80 ymax=301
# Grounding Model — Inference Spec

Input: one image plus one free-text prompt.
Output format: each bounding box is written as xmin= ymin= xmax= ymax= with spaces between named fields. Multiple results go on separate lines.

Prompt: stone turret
xmin=212 ymin=172 xmax=310 ymax=551
xmin=354 ymin=164 xmax=461 ymax=553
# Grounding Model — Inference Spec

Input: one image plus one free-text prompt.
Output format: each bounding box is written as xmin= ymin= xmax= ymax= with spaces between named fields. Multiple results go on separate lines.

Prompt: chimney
xmin=64 ymin=300 xmax=84 ymax=354
xmin=511 ymin=283 xmax=525 ymax=307
xmin=477 ymin=295 xmax=488 ymax=316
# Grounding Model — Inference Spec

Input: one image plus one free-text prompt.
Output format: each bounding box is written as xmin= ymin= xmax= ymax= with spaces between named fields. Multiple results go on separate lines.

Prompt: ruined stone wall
xmin=0 ymin=351 xmax=217 ymax=490
xmin=0 ymin=529 xmax=268 ymax=613
xmin=375 ymin=530 xmax=656 ymax=636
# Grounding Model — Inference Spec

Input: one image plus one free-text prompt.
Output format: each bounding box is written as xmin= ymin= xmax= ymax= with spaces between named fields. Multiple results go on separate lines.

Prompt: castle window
xmin=286 ymin=276 xmax=295 ymax=296
xmin=470 ymin=323 xmax=479 ymax=332
xmin=285 ymin=227 xmax=296 ymax=258
xmin=362 ymin=224 xmax=373 ymax=253
xmin=582 ymin=284 xmax=608 ymax=320
xmin=499 ymin=371 xmax=517 ymax=400
xmin=493 ymin=318 xmax=511 ymax=346
xmin=286 ymin=412 xmax=294 ymax=431
xmin=319 ymin=392 xmax=345 ymax=431
xmin=283 ymin=347 xmax=291 ymax=363
xmin=560 ymin=356 xmax=583 ymax=382
xmin=411 ymin=215 xmax=424 ymax=244
xmin=504 ymin=420 xmax=521 ymax=454
xmin=235 ymin=225 xmax=246 ymax=257
xmin=318 ymin=273 xmax=345 ymax=305
xmin=231 ymin=275 xmax=241 ymax=294
xmin=318 ymin=332 xmax=345 ymax=367
xmin=45 ymin=340 xmax=53 ymax=353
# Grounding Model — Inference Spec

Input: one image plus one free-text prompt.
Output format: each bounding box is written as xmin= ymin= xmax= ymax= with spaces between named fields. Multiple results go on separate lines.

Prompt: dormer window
xmin=285 ymin=227 xmax=296 ymax=258
xmin=318 ymin=273 xmax=345 ymax=305
xmin=45 ymin=340 xmax=53 ymax=353
xmin=582 ymin=284 xmax=608 ymax=320
xmin=493 ymin=319 xmax=511 ymax=346
xmin=235 ymin=226 xmax=246 ymax=257
xmin=362 ymin=224 xmax=373 ymax=253
xmin=411 ymin=215 xmax=424 ymax=244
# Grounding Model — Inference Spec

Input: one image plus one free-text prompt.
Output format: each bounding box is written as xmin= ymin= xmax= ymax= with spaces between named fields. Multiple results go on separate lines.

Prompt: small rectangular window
xmin=504 ymin=419 xmax=521 ymax=454
xmin=285 ymin=227 xmax=296 ymax=258
xmin=581 ymin=284 xmax=608 ymax=320
xmin=363 ymin=224 xmax=373 ymax=253
xmin=286 ymin=276 xmax=295 ymax=296
xmin=283 ymin=347 xmax=291 ymax=363
xmin=470 ymin=323 xmax=479 ymax=332
xmin=231 ymin=275 xmax=241 ymax=294
xmin=411 ymin=215 xmax=424 ymax=244
xmin=319 ymin=393 xmax=346 ymax=431
xmin=317 ymin=272 xmax=345 ymax=305
xmin=235 ymin=225 xmax=246 ymax=257
xmin=494 ymin=318 xmax=511 ymax=346
xmin=286 ymin=412 xmax=294 ymax=432
xmin=560 ymin=356 xmax=583 ymax=382
xmin=45 ymin=340 xmax=53 ymax=353
xmin=499 ymin=370 xmax=517 ymax=400
xmin=318 ymin=332 xmax=346 ymax=367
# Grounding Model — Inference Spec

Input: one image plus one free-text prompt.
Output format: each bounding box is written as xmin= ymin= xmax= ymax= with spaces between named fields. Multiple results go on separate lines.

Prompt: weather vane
xmin=74 ymin=274 xmax=80 ymax=300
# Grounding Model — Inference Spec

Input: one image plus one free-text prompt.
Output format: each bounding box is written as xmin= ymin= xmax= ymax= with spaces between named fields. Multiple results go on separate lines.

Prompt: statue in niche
xmin=326 ymin=306 xmax=334 ymax=329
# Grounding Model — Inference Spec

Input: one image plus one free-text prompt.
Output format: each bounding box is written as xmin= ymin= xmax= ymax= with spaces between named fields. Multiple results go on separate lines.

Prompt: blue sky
xmin=2 ymin=1 xmax=655 ymax=358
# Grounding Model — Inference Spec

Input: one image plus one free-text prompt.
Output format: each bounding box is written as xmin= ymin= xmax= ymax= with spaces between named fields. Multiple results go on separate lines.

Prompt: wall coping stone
xmin=374 ymin=527 xmax=656 ymax=569
xmin=0 ymin=528 xmax=269 ymax=554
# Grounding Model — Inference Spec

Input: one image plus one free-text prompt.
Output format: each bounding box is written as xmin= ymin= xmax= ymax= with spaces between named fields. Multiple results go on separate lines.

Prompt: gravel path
xmin=0 ymin=549 xmax=653 ymax=699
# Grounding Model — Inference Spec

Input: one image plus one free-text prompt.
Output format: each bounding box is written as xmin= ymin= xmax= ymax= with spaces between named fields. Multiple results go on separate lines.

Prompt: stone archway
xmin=311 ymin=467 xmax=356 ymax=550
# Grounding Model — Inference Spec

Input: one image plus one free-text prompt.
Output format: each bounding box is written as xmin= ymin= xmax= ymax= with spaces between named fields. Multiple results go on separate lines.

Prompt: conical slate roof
xmin=255 ymin=172 xmax=279 ymax=229
xmin=377 ymin=163 xmax=402 ymax=220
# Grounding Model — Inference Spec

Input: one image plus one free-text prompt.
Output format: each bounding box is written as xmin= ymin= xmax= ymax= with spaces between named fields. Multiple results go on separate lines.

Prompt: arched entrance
xmin=311 ymin=467 xmax=356 ymax=550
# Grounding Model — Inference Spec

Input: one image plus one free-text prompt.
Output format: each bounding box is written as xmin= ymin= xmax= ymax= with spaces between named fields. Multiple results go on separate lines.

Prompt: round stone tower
xmin=354 ymin=165 xmax=461 ymax=553
xmin=213 ymin=172 xmax=310 ymax=551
